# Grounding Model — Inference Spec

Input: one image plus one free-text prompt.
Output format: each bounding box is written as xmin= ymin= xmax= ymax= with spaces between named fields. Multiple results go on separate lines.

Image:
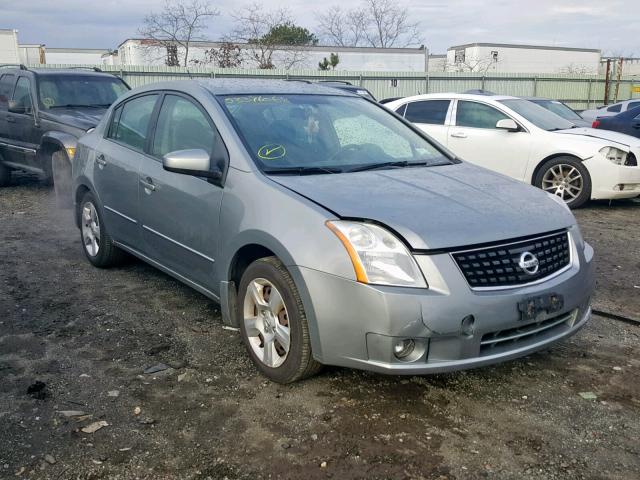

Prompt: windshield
xmin=532 ymin=99 xmax=582 ymax=121
xmin=220 ymin=94 xmax=450 ymax=174
xmin=38 ymin=74 xmax=129 ymax=109
xmin=499 ymin=99 xmax=575 ymax=131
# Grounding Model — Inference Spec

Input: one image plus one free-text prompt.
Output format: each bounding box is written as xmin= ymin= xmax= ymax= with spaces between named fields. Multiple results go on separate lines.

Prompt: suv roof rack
xmin=67 ymin=66 xmax=103 ymax=72
xmin=284 ymin=79 xmax=312 ymax=84
xmin=0 ymin=64 xmax=28 ymax=70
xmin=317 ymin=80 xmax=353 ymax=85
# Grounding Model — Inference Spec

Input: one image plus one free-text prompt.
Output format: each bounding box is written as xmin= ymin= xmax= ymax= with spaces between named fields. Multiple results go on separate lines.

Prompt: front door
xmin=448 ymin=100 xmax=532 ymax=181
xmin=7 ymin=76 xmax=40 ymax=170
xmin=94 ymin=93 xmax=160 ymax=248
xmin=138 ymin=93 xmax=224 ymax=290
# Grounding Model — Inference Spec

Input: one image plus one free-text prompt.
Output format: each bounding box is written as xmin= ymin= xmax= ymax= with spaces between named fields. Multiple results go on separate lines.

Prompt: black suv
xmin=0 ymin=65 xmax=129 ymax=202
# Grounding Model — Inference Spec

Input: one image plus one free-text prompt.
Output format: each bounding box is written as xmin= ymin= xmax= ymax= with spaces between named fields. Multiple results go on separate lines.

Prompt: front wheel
xmin=534 ymin=156 xmax=592 ymax=208
xmin=237 ymin=257 xmax=322 ymax=383
xmin=52 ymin=150 xmax=72 ymax=209
xmin=79 ymin=191 xmax=126 ymax=267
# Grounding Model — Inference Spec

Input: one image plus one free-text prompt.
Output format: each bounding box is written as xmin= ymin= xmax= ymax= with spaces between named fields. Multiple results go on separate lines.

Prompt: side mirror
xmin=496 ymin=118 xmax=519 ymax=132
xmin=8 ymin=100 xmax=27 ymax=114
xmin=162 ymin=149 xmax=222 ymax=181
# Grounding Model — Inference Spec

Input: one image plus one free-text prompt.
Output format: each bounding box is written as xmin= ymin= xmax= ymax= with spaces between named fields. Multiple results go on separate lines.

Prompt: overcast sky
xmin=1 ymin=0 xmax=638 ymax=55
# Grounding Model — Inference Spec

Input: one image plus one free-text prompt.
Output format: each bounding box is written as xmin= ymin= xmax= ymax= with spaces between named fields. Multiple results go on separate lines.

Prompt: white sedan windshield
xmin=500 ymin=99 xmax=575 ymax=131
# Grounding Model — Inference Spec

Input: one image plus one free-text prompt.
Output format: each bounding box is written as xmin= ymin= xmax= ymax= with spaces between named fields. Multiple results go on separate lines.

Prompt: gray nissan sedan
xmin=72 ymin=79 xmax=595 ymax=383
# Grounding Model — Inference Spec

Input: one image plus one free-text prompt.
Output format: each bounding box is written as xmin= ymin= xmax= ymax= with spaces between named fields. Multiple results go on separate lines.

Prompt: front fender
xmin=40 ymin=131 xmax=79 ymax=163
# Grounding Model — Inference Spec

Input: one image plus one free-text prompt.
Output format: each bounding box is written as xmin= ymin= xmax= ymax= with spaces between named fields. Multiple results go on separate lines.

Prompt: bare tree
xmin=228 ymin=3 xmax=317 ymax=69
xmin=138 ymin=0 xmax=220 ymax=66
xmin=316 ymin=0 xmax=421 ymax=48
xmin=195 ymin=42 xmax=244 ymax=68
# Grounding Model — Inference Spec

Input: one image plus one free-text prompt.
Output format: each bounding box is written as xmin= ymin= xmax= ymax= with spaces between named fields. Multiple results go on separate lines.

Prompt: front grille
xmin=452 ymin=231 xmax=570 ymax=289
xmin=480 ymin=309 xmax=577 ymax=355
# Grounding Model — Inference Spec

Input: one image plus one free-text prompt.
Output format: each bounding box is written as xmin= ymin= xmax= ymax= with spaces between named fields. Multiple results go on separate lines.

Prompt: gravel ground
xmin=0 ymin=175 xmax=639 ymax=480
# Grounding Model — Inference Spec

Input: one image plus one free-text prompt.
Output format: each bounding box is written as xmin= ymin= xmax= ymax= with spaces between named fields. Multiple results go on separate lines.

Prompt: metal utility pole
xmin=604 ymin=58 xmax=611 ymax=105
xmin=614 ymin=57 xmax=624 ymax=102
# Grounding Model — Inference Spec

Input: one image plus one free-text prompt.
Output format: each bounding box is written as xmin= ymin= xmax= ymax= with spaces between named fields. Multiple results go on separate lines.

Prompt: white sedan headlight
xmin=326 ymin=220 xmax=427 ymax=288
xmin=599 ymin=146 xmax=628 ymax=165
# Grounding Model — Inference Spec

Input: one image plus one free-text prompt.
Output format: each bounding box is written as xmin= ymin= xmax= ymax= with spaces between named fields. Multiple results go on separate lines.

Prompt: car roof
xmin=0 ymin=67 xmax=119 ymax=78
xmin=199 ymin=79 xmax=358 ymax=96
xmin=394 ymin=92 xmax=518 ymax=103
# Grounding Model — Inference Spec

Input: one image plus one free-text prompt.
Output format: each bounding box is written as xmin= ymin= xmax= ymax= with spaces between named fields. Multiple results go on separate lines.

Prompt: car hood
xmin=271 ymin=163 xmax=575 ymax=250
xmin=40 ymin=107 xmax=108 ymax=131
xmin=554 ymin=127 xmax=640 ymax=148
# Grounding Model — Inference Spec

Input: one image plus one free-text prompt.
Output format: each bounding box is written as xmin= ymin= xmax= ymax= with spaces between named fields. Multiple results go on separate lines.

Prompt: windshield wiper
xmin=347 ymin=160 xmax=429 ymax=173
xmin=263 ymin=166 xmax=342 ymax=175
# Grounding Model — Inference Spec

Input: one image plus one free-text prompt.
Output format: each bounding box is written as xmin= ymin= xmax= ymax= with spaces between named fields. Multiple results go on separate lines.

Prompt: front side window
xmin=13 ymin=77 xmax=33 ymax=113
xmin=38 ymin=74 xmax=129 ymax=109
xmin=456 ymin=101 xmax=509 ymax=129
xmin=405 ymin=100 xmax=450 ymax=125
xmin=0 ymin=74 xmax=15 ymax=109
xmin=108 ymin=94 xmax=158 ymax=151
xmin=220 ymin=94 xmax=451 ymax=173
xmin=152 ymin=95 xmax=215 ymax=158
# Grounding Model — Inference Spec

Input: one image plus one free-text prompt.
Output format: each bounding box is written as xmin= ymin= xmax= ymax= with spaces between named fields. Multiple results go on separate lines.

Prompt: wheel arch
xmin=73 ymin=183 xmax=92 ymax=229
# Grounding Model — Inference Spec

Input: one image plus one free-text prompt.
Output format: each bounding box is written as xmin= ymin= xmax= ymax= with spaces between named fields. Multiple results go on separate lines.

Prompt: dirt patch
xmin=1 ymin=175 xmax=639 ymax=479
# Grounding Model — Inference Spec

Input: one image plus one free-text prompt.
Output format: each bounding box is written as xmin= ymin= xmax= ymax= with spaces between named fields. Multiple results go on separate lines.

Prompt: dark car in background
xmin=592 ymin=106 xmax=640 ymax=139
xmin=0 ymin=65 xmax=129 ymax=203
xmin=523 ymin=97 xmax=591 ymax=127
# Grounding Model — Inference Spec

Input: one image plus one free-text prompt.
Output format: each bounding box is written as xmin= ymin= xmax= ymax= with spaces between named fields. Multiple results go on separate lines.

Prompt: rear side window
xmin=405 ymin=100 xmax=450 ymax=125
xmin=152 ymin=95 xmax=215 ymax=157
xmin=108 ymin=94 xmax=158 ymax=151
xmin=13 ymin=77 xmax=33 ymax=113
xmin=607 ymin=104 xmax=622 ymax=113
xmin=0 ymin=74 xmax=15 ymax=109
xmin=456 ymin=101 xmax=509 ymax=129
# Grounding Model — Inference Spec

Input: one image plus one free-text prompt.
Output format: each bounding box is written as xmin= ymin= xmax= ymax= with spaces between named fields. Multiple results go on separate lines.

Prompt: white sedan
xmin=386 ymin=93 xmax=640 ymax=208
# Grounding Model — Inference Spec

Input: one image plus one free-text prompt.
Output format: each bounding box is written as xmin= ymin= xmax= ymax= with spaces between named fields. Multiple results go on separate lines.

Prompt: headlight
xmin=600 ymin=146 xmax=628 ymax=165
xmin=326 ymin=220 xmax=427 ymax=288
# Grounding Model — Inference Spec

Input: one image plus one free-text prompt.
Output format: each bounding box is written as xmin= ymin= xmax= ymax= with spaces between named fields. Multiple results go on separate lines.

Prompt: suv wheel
xmin=534 ymin=156 xmax=592 ymax=208
xmin=237 ymin=257 xmax=322 ymax=383
xmin=79 ymin=191 xmax=126 ymax=267
xmin=52 ymin=150 xmax=72 ymax=209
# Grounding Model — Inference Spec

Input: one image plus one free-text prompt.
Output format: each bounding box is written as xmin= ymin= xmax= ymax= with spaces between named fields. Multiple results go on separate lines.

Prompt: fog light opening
xmin=461 ymin=315 xmax=476 ymax=337
xmin=393 ymin=338 xmax=415 ymax=359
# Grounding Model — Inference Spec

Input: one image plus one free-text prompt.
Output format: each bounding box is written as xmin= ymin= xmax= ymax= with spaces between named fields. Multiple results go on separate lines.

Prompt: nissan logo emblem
xmin=518 ymin=252 xmax=539 ymax=275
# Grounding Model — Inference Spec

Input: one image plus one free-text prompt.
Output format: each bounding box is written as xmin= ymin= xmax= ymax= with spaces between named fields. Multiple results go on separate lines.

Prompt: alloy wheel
xmin=243 ymin=278 xmax=291 ymax=368
xmin=81 ymin=202 xmax=101 ymax=257
xmin=541 ymin=164 xmax=584 ymax=202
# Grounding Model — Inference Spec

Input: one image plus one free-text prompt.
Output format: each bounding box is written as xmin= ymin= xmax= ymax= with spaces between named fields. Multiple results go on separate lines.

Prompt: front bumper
xmin=291 ymin=231 xmax=595 ymax=375
xmin=584 ymin=155 xmax=640 ymax=200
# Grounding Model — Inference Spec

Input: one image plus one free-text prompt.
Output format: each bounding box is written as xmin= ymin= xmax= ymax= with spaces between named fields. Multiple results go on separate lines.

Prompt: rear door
xmin=400 ymin=99 xmax=451 ymax=145
xmin=138 ymin=92 xmax=225 ymax=290
xmin=448 ymin=99 xmax=532 ymax=180
xmin=94 ymin=93 xmax=160 ymax=248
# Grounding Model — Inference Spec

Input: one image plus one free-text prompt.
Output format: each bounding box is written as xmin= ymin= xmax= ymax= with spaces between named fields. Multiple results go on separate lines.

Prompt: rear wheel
xmin=237 ymin=257 xmax=322 ymax=383
xmin=534 ymin=156 xmax=591 ymax=208
xmin=79 ymin=191 xmax=126 ymax=267
xmin=52 ymin=150 xmax=73 ymax=209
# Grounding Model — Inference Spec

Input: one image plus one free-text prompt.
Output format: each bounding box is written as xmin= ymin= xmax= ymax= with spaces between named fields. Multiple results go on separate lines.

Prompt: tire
xmin=79 ymin=191 xmax=126 ymax=268
xmin=533 ymin=156 xmax=592 ymax=209
xmin=237 ymin=256 xmax=322 ymax=383
xmin=0 ymin=159 xmax=10 ymax=187
xmin=52 ymin=150 xmax=73 ymax=209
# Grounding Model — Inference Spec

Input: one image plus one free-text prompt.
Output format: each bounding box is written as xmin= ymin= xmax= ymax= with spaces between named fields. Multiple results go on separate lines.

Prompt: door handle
xmin=6 ymin=116 xmax=15 ymax=124
xmin=140 ymin=177 xmax=156 ymax=192
xmin=96 ymin=154 xmax=107 ymax=168
xmin=450 ymin=131 xmax=467 ymax=138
